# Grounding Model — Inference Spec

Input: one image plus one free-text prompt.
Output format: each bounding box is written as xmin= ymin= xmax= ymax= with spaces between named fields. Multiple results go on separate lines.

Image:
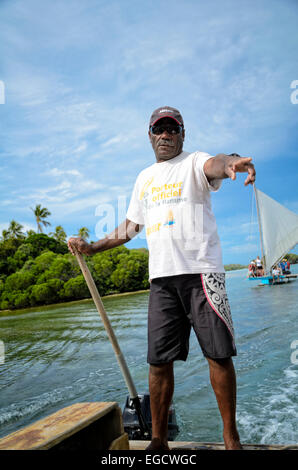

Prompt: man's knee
xmin=149 ymin=362 xmax=173 ymax=377
xmin=206 ymin=357 xmax=234 ymax=370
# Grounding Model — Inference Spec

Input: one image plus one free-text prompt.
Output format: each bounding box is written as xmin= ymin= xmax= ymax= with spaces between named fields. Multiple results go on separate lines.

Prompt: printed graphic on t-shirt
xmin=140 ymin=178 xmax=187 ymax=213
xmin=140 ymin=177 xmax=154 ymax=201
xmin=164 ymin=209 xmax=175 ymax=226
xmin=126 ymin=151 xmax=224 ymax=278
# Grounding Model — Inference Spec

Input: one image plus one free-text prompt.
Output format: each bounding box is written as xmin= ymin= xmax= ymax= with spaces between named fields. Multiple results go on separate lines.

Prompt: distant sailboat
xmin=249 ymin=185 xmax=298 ymax=285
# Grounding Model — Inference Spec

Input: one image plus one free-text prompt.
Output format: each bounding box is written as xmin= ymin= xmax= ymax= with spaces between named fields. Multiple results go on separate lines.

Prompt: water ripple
xmin=0 ymin=270 xmax=297 ymax=444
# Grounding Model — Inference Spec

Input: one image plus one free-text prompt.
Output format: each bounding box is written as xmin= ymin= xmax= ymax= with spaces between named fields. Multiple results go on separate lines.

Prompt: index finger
xmin=232 ymin=158 xmax=253 ymax=173
xmin=233 ymin=157 xmax=252 ymax=166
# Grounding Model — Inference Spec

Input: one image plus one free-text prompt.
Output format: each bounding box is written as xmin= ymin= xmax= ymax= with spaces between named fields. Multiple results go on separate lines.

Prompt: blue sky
xmin=0 ymin=0 xmax=297 ymax=265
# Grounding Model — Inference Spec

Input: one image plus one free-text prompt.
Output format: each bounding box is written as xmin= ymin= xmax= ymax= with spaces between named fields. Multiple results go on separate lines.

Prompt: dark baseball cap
xmin=149 ymin=106 xmax=184 ymax=128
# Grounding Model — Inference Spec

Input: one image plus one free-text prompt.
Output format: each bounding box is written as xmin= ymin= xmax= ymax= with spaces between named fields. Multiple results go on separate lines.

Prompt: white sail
xmin=255 ymin=188 xmax=298 ymax=272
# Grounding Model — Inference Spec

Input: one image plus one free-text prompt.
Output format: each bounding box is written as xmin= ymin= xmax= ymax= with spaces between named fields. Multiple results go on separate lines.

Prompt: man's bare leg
xmin=146 ymin=362 xmax=174 ymax=451
xmin=207 ymin=357 xmax=242 ymax=450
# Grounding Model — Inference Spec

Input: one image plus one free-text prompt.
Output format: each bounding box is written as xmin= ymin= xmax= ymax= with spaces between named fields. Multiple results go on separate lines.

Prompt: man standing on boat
xmin=68 ymin=106 xmax=256 ymax=451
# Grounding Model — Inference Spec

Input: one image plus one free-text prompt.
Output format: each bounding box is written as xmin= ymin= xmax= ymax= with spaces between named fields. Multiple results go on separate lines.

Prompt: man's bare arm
xmin=204 ymin=153 xmax=256 ymax=186
xmin=68 ymin=219 xmax=143 ymax=256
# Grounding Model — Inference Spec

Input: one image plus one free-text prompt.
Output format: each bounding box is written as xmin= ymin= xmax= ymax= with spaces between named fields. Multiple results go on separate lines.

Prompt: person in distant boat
xmin=255 ymin=256 xmax=264 ymax=277
xmin=68 ymin=106 xmax=256 ymax=451
xmin=280 ymin=258 xmax=291 ymax=275
xmin=278 ymin=259 xmax=287 ymax=275
xmin=272 ymin=265 xmax=282 ymax=283
xmin=285 ymin=259 xmax=291 ymax=274
xmin=248 ymin=260 xmax=257 ymax=278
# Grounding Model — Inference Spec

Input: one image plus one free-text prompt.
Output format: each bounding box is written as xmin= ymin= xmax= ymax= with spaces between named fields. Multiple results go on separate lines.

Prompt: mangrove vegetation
xmin=1 ymin=211 xmax=297 ymax=311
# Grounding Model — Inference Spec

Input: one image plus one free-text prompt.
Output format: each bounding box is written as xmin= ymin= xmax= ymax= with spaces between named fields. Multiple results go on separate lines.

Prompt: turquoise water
xmin=0 ymin=266 xmax=297 ymax=445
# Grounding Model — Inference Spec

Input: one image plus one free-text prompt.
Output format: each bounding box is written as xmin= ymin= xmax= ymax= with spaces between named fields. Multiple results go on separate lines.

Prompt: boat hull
xmin=0 ymin=402 xmax=296 ymax=451
xmin=248 ymin=274 xmax=297 ymax=285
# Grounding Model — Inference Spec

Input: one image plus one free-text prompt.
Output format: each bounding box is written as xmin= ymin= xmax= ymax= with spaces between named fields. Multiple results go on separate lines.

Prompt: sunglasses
xmin=150 ymin=124 xmax=183 ymax=135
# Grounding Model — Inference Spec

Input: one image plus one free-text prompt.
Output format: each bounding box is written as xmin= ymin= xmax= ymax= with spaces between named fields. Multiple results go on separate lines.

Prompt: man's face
xmin=148 ymin=117 xmax=185 ymax=162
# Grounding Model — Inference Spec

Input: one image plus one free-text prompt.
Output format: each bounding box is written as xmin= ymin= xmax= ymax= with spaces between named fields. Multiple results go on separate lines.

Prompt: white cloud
xmin=225 ymin=242 xmax=259 ymax=254
xmin=219 ymin=219 xmax=259 ymax=237
xmin=0 ymin=0 xmax=297 ymax=260
xmin=17 ymin=176 xmax=105 ymax=204
xmin=45 ymin=168 xmax=82 ymax=177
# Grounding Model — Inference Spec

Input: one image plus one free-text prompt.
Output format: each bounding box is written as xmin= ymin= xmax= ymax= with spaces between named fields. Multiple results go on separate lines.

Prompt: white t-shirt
xmin=126 ymin=151 xmax=225 ymax=279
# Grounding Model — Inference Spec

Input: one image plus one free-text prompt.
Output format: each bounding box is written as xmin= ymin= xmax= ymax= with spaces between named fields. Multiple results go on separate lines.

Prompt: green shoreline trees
xmin=0 ymin=231 xmax=150 ymax=310
xmin=1 ymin=216 xmax=297 ymax=311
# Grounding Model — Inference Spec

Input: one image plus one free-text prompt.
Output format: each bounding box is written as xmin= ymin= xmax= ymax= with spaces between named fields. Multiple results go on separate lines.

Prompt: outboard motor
xmin=122 ymin=393 xmax=179 ymax=441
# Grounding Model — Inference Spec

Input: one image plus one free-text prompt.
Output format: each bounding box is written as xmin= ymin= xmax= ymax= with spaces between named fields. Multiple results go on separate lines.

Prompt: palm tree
xmin=7 ymin=220 xmax=24 ymax=239
xmin=31 ymin=204 xmax=51 ymax=233
xmin=75 ymin=227 xmax=90 ymax=240
xmin=50 ymin=225 xmax=67 ymax=243
xmin=1 ymin=229 xmax=10 ymax=241
xmin=26 ymin=229 xmax=36 ymax=237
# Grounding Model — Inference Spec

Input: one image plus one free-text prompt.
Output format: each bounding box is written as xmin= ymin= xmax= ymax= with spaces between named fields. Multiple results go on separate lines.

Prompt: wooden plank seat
xmin=0 ymin=402 xmax=129 ymax=450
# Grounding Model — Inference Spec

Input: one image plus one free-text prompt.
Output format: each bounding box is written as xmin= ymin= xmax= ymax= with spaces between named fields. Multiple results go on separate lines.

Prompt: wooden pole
xmin=73 ymin=248 xmax=138 ymax=400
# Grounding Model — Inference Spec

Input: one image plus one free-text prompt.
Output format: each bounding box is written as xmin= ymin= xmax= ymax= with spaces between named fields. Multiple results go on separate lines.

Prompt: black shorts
xmin=147 ymin=273 xmax=237 ymax=364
